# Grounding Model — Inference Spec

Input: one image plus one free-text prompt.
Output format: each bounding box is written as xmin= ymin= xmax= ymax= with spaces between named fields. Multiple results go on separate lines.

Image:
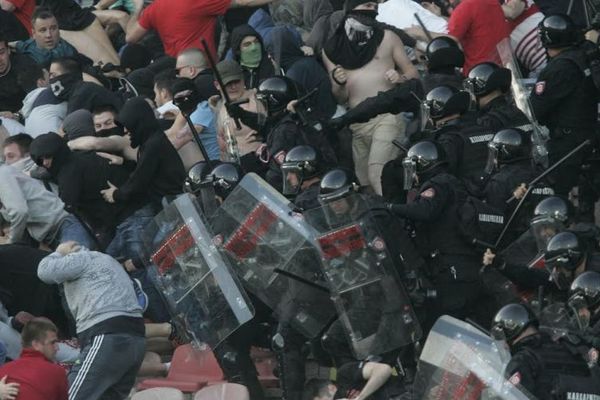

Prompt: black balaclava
xmin=49 ymin=72 xmax=82 ymax=101
xmin=63 ymin=109 xmax=95 ymax=141
xmin=29 ymin=132 xmax=72 ymax=176
xmin=116 ymin=96 xmax=162 ymax=149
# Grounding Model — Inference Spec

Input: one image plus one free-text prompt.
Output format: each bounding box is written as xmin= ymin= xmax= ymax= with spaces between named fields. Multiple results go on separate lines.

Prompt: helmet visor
xmin=419 ymin=101 xmax=432 ymax=131
xmin=281 ymin=163 xmax=303 ymax=196
xmin=255 ymin=94 xmax=269 ymax=127
xmin=530 ymin=217 xmax=563 ymax=253
xmin=567 ymin=293 xmax=591 ymax=330
xmin=484 ymin=142 xmax=500 ymax=175
xmin=402 ymin=158 xmax=418 ymax=191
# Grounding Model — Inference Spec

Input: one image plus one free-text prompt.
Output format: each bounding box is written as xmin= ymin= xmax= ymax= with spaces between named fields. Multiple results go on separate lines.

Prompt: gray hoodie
xmin=21 ymin=87 xmax=67 ymax=138
xmin=0 ymin=164 xmax=68 ymax=243
xmin=38 ymin=249 xmax=142 ymax=334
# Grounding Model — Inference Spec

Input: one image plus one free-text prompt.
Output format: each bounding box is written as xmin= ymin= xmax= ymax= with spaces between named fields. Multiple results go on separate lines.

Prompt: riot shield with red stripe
xmin=209 ymin=173 xmax=336 ymax=339
xmin=304 ymin=193 xmax=422 ymax=359
xmin=142 ymin=193 xmax=255 ymax=349
xmin=413 ymin=315 xmax=534 ymax=400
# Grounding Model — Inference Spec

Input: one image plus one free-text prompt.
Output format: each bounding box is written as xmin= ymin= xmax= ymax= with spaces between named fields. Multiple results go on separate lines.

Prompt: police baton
xmin=505 ymin=139 xmax=591 ymax=204
xmin=274 ymin=268 xmax=330 ymax=293
xmin=201 ymin=39 xmax=243 ymax=130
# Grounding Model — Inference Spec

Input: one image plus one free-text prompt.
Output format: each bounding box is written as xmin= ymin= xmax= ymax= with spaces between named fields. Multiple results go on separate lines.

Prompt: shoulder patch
xmin=588 ymin=348 xmax=599 ymax=365
xmin=420 ymin=187 xmax=436 ymax=199
xmin=274 ymin=150 xmax=286 ymax=165
xmin=535 ymin=81 xmax=546 ymax=95
xmin=509 ymin=372 xmax=521 ymax=386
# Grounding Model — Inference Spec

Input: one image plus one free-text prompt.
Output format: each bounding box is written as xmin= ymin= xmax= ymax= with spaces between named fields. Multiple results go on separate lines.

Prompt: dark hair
xmin=303 ymin=379 xmax=332 ymax=400
xmin=21 ymin=319 xmax=57 ymax=348
xmin=91 ymin=104 xmax=118 ymax=117
xmin=50 ymin=57 xmax=82 ymax=76
xmin=0 ymin=34 xmax=7 ymax=49
xmin=3 ymin=133 xmax=34 ymax=154
xmin=31 ymin=6 xmax=56 ymax=24
xmin=154 ymin=69 xmax=177 ymax=95
xmin=17 ymin=63 xmax=45 ymax=93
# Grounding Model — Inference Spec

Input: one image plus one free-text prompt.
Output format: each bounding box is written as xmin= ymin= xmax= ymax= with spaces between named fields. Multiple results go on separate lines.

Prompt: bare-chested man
xmin=322 ymin=0 xmax=419 ymax=195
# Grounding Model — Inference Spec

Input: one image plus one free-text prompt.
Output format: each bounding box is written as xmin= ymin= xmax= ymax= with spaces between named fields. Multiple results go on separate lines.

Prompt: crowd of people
xmin=0 ymin=0 xmax=600 ymax=399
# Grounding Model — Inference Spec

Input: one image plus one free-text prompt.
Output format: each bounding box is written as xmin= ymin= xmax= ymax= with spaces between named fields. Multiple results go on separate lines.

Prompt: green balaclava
xmin=240 ymin=40 xmax=262 ymax=69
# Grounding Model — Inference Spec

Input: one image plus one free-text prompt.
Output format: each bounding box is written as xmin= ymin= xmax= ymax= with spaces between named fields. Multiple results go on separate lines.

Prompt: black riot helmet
xmin=426 ymin=36 xmax=465 ymax=72
xmin=464 ymin=62 xmax=512 ymax=97
xmin=569 ymin=271 xmax=600 ymax=329
xmin=422 ymin=85 xmax=471 ymax=123
xmin=530 ymin=196 xmax=571 ymax=252
xmin=491 ymin=303 xmax=539 ymax=343
xmin=484 ymin=128 xmax=530 ymax=174
xmin=538 ymin=14 xmax=582 ymax=49
xmin=184 ymin=161 xmax=211 ymax=194
xmin=402 ymin=141 xmax=447 ymax=190
xmin=281 ymin=145 xmax=320 ymax=196
xmin=545 ymin=232 xmax=586 ymax=272
xmin=256 ymin=76 xmax=299 ymax=116
xmin=202 ymin=162 xmax=243 ymax=200
xmin=570 ymin=271 xmax=600 ymax=310
xmin=318 ymin=168 xmax=359 ymax=204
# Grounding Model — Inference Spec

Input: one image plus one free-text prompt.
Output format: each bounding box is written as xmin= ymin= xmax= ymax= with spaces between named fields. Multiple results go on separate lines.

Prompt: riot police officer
xmin=482 ymin=129 xmax=554 ymax=242
xmin=281 ymin=145 xmax=323 ymax=210
xmin=531 ymin=14 xmax=598 ymax=196
xmin=423 ymin=85 xmax=493 ymax=189
xmin=386 ymin=141 xmax=489 ymax=329
xmin=423 ymin=36 xmax=465 ymax=92
xmin=255 ymin=76 xmax=336 ymax=191
xmin=568 ymin=271 xmax=600 ymax=341
xmin=463 ymin=62 xmax=528 ymax=131
xmin=545 ymin=231 xmax=600 ymax=291
xmin=492 ymin=303 xmax=600 ymax=399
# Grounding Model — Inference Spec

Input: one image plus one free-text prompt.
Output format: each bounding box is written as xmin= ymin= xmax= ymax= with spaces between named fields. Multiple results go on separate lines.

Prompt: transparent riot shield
xmin=304 ymin=194 xmax=422 ymax=359
xmin=209 ymin=173 xmax=336 ymax=339
xmin=413 ymin=315 xmax=535 ymax=400
xmin=497 ymin=39 xmax=549 ymax=167
xmin=142 ymin=193 xmax=255 ymax=349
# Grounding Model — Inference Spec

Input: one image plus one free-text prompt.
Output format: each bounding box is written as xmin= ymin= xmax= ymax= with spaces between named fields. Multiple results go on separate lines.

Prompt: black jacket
xmin=29 ymin=133 xmax=132 ymax=232
xmin=114 ymin=97 xmax=185 ymax=207
xmin=68 ymin=81 xmax=124 ymax=114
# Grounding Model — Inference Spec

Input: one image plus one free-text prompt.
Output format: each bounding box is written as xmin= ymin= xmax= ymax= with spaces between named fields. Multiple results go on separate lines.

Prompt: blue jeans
xmin=51 ymin=214 xmax=97 ymax=250
xmin=106 ymin=205 xmax=171 ymax=322
xmin=105 ymin=205 xmax=155 ymax=261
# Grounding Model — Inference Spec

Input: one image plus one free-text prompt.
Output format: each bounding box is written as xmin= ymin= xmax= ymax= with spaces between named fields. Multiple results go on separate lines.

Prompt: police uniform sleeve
xmin=505 ymin=349 xmax=540 ymax=396
xmin=436 ymin=133 xmax=463 ymax=174
xmin=530 ymin=59 xmax=582 ymax=126
xmin=387 ymin=182 xmax=449 ymax=221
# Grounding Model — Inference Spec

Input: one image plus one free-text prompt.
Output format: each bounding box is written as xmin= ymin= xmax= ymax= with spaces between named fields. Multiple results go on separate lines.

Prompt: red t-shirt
xmin=0 ymin=349 xmax=68 ymax=400
xmin=138 ymin=0 xmax=231 ymax=57
xmin=7 ymin=0 xmax=35 ymax=33
xmin=448 ymin=0 xmax=511 ymax=74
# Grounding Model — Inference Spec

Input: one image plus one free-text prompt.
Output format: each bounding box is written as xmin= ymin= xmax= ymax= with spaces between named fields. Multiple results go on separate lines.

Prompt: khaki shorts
xmin=350 ymin=113 xmax=406 ymax=194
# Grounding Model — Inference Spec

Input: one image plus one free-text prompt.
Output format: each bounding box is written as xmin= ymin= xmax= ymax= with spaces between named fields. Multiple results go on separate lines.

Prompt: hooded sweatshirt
xmin=268 ymin=26 xmax=337 ymax=119
xmin=38 ymin=249 xmax=144 ymax=340
xmin=113 ymin=97 xmax=185 ymax=206
xmin=0 ymin=164 xmax=68 ymax=243
xmin=29 ymin=133 xmax=132 ymax=233
xmin=230 ymin=24 xmax=276 ymax=89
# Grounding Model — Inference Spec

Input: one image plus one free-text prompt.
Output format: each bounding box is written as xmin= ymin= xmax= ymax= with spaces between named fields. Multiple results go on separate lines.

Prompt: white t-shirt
xmin=376 ymin=0 xmax=448 ymax=34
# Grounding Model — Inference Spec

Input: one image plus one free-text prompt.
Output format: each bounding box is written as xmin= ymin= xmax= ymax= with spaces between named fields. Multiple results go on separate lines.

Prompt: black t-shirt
xmin=0 ymin=54 xmax=36 ymax=112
